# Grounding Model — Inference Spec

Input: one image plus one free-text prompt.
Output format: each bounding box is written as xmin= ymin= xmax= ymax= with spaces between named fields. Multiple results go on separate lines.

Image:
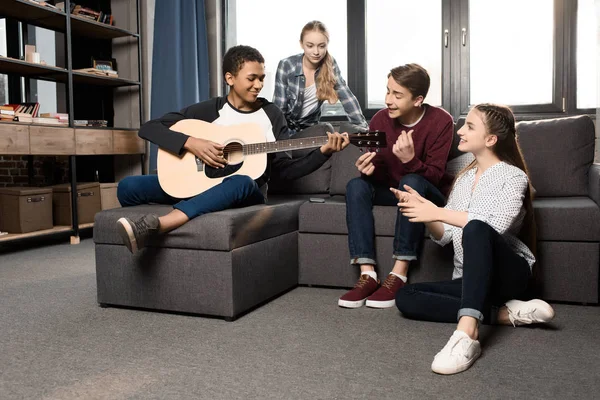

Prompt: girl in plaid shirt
xmin=393 ymin=104 xmax=555 ymax=375
xmin=273 ymin=20 xmax=367 ymax=134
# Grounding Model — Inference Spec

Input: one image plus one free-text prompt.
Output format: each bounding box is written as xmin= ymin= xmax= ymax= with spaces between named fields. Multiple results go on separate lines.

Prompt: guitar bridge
xmin=195 ymin=157 xmax=204 ymax=172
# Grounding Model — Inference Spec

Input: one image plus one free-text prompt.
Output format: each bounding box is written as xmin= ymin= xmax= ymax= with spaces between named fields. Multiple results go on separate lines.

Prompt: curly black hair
xmin=222 ymin=45 xmax=265 ymax=81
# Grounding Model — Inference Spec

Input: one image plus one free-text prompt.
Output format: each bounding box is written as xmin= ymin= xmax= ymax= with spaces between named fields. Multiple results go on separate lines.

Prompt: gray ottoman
xmin=93 ymin=200 xmax=304 ymax=320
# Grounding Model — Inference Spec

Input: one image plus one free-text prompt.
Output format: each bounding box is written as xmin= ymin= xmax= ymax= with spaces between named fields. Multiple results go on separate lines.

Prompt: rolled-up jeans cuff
xmin=457 ymin=307 xmax=484 ymax=322
xmin=392 ymin=254 xmax=417 ymax=261
xmin=350 ymin=257 xmax=376 ymax=266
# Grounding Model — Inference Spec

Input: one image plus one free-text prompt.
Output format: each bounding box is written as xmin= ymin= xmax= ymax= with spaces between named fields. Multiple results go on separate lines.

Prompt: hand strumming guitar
xmin=355 ymin=151 xmax=377 ymax=176
xmin=320 ymin=132 xmax=350 ymax=155
xmin=183 ymin=136 xmax=227 ymax=168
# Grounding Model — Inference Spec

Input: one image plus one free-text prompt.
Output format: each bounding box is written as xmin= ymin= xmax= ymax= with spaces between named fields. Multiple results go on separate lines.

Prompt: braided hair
xmin=458 ymin=103 xmax=536 ymax=256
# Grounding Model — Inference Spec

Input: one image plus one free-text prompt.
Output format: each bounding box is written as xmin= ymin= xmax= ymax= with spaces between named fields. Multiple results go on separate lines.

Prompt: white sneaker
xmin=431 ymin=330 xmax=481 ymax=375
xmin=505 ymin=299 xmax=555 ymax=327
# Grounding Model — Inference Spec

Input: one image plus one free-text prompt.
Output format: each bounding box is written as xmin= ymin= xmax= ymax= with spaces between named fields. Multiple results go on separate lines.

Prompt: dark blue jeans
xmin=395 ymin=220 xmax=532 ymax=324
xmin=117 ymin=174 xmax=265 ymax=219
xmin=345 ymin=174 xmax=446 ymax=265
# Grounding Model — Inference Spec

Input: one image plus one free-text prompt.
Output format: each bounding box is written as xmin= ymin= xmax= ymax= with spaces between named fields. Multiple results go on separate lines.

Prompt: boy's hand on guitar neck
xmin=320 ymin=132 xmax=350 ymax=155
xmin=183 ymin=136 xmax=227 ymax=168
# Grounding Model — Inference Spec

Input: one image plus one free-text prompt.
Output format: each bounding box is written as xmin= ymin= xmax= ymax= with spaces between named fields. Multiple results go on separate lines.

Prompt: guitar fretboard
xmin=243 ymin=136 xmax=329 ymax=155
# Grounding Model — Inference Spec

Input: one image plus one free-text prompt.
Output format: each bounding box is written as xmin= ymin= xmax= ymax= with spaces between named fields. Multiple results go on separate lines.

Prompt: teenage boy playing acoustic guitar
xmin=116 ymin=45 xmax=349 ymax=254
xmin=338 ymin=63 xmax=455 ymax=309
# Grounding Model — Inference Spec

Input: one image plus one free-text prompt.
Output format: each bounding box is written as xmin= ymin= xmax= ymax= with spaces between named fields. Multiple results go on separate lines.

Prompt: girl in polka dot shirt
xmin=392 ymin=103 xmax=555 ymax=375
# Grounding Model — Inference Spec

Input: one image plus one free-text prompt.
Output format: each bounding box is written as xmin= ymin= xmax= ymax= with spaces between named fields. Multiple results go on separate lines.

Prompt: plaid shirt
xmin=273 ymin=53 xmax=368 ymax=131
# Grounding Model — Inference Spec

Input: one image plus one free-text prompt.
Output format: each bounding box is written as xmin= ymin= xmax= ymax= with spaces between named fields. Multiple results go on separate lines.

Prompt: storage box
xmin=100 ymin=182 xmax=120 ymax=210
xmin=0 ymin=187 xmax=53 ymax=233
xmin=52 ymin=182 xmax=101 ymax=226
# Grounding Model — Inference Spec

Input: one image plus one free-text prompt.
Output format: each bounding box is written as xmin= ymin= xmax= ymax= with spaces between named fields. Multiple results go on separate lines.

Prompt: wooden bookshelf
xmin=0 ymin=57 xmax=67 ymax=83
xmin=0 ymin=0 xmax=144 ymax=245
xmin=0 ymin=222 xmax=94 ymax=243
xmin=0 ymin=0 xmax=66 ymax=32
xmin=72 ymin=71 xmax=140 ymax=87
xmin=70 ymin=14 xmax=138 ymax=39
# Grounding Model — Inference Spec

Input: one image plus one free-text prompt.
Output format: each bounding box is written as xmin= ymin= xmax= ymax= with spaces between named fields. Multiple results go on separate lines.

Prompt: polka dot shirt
xmin=432 ymin=161 xmax=536 ymax=280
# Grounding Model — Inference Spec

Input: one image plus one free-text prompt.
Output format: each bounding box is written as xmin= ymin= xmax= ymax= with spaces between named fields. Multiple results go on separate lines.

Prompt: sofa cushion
xmin=94 ymin=199 xmax=305 ymax=251
xmin=517 ymin=115 xmax=595 ymax=197
xmin=299 ymin=195 xmax=600 ymax=242
xmin=299 ymin=196 xmax=397 ymax=236
xmin=267 ymin=124 xmax=333 ymax=195
xmin=534 ymin=197 xmax=600 ymax=241
xmin=329 ymin=144 xmax=363 ymax=196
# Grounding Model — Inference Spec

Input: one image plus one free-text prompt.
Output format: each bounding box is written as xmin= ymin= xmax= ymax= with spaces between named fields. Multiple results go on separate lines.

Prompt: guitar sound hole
xmin=205 ymin=141 xmax=244 ymax=179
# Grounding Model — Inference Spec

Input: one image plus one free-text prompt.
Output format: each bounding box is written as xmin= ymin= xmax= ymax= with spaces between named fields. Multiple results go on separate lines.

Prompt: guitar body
xmin=157 ymin=119 xmax=268 ymax=199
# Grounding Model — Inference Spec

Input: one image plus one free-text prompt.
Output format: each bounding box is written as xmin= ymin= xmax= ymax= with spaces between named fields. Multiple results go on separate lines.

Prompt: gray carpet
xmin=0 ymin=239 xmax=599 ymax=400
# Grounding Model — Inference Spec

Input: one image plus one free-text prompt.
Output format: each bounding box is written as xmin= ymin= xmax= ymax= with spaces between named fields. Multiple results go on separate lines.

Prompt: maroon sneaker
xmin=338 ymin=275 xmax=379 ymax=308
xmin=365 ymin=274 xmax=405 ymax=308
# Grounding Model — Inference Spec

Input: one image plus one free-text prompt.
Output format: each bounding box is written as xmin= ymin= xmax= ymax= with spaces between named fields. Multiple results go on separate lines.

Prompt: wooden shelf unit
xmin=0 ymin=0 xmax=144 ymax=245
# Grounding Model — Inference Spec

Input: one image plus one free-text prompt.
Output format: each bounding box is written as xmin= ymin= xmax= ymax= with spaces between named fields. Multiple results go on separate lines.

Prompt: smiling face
xmin=384 ymin=75 xmax=423 ymax=119
xmin=457 ymin=109 xmax=498 ymax=154
xmin=300 ymin=30 xmax=329 ymax=67
xmin=225 ymin=60 xmax=265 ymax=109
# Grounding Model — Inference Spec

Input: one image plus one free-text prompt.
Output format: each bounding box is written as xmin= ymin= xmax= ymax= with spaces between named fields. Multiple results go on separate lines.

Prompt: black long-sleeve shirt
xmin=139 ymin=96 xmax=331 ymax=187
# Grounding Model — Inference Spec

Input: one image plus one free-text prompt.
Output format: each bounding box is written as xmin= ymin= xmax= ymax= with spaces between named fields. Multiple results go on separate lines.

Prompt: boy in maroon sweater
xmin=338 ymin=63 xmax=454 ymax=309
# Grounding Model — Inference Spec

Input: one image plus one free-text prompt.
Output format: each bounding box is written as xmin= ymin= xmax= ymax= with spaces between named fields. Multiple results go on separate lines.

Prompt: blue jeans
xmin=117 ymin=174 xmax=265 ymax=219
xmin=395 ymin=220 xmax=531 ymax=323
xmin=345 ymin=174 xmax=446 ymax=265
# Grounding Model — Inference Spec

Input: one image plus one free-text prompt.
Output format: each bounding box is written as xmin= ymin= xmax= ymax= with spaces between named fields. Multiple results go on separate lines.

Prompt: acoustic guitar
xmin=157 ymin=119 xmax=387 ymax=198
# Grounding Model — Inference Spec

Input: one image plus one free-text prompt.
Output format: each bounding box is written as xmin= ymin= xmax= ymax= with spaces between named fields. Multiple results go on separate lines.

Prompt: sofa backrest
xmin=517 ymin=115 xmax=595 ymax=197
xmin=269 ymin=115 xmax=596 ymax=198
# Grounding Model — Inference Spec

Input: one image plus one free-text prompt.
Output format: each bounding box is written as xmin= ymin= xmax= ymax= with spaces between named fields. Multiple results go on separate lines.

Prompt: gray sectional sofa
xmin=94 ymin=115 xmax=599 ymax=320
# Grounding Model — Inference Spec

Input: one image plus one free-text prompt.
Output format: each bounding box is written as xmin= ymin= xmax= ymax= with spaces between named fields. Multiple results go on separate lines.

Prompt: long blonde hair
xmin=300 ymin=21 xmax=338 ymax=104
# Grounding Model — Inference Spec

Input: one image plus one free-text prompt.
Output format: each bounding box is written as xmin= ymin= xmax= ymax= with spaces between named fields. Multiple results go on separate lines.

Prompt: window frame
xmin=224 ymin=0 xmax=595 ymax=121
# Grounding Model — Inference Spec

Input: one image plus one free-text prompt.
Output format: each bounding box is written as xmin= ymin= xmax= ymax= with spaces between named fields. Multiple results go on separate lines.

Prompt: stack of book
xmin=57 ymin=2 xmax=114 ymax=25
xmin=35 ymin=113 xmax=69 ymax=125
xmin=74 ymin=120 xmax=108 ymax=127
xmin=74 ymin=68 xmax=118 ymax=78
xmin=1 ymin=103 xmax=40 ymax=123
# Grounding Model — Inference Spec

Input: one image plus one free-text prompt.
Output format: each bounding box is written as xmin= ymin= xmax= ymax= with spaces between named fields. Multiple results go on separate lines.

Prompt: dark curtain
xmin=149 ymin=0 xmax=210 ymax=172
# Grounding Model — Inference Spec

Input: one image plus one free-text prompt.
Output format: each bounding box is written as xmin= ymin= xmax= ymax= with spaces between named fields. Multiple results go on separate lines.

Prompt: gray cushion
xmin=329 ymin=144 xmax=363 ymax=196
xmin=268 ymin=123 xmax=333 ymax=195
xmin=533 ymin=197 xmax=600 ymax=241
xmin=94 ymin=200 xmax=304 ymax=251
xmin=517 ymin=115 xmax=595 ymax=197
xmin=299 ymin=195 xmax=600 ymax=242
xmin=299 ymin=196 xmax=397 ymax=236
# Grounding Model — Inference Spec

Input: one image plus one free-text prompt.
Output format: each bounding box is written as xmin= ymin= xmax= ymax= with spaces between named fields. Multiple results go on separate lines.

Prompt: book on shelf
xmin=32 ymin=117 xmax=68 ymax=125
xmin=74 ymin=120 xmax=108 ymax=127
xmin=2 ymin=103 xmax=40 ymax=117
xmin=74 ymin=68 xmax=119 ymax=78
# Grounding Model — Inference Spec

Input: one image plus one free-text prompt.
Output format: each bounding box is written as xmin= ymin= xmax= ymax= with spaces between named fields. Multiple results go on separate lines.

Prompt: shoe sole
xmin=365 ymin=299 xmax=396 ymax=308
xmin=338 ymin=299 xmax=366 ymax=308
xmin=116 ymin=217 xmax=137 ymax=254
xmin=431 ymin=347 xmax=482 ymax=375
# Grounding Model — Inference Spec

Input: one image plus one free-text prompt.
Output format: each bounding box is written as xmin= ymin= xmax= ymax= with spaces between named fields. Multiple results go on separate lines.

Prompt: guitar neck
xmin=243 ymin=136 xmax=329 ymax=155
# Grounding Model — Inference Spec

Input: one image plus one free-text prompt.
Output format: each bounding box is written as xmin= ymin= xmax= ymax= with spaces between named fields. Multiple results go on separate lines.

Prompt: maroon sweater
xmin=368 ymin=104 xmax=454 ymax=196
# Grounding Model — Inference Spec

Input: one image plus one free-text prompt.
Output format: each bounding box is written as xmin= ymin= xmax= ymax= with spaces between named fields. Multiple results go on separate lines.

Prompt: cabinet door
xmin=113 ymin=130 xmax=144 ymax=154
xmin=30 ymin=126 xmax=75 ymax=155
xmin=0 ymin=124 xmax=29 ymax=154
xmin=76 ymin=129 xmax=113 ymax=155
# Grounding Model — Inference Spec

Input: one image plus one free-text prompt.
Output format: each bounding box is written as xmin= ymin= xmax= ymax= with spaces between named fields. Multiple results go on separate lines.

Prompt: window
xmin=228 ymin=0 xmax=347 ymax=102
xmin=469 ymin=0 xmax=554 ymax=106
xmin=576 ymin=0 xmax=598 ymax=109
xmin=0 ymin=19 xmax=7 ymax=105
xmin=366 ymin=0 xmax=442 ymax=108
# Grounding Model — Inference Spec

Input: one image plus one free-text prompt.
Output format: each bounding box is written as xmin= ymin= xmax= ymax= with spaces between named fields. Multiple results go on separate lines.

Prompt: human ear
xmin=224 ymin=72 xmax=234 ymax=86
xmin=486 ymin=134 xmax=498 ymax=147
xmin=414 ymin=95 xmax=424 ymax=107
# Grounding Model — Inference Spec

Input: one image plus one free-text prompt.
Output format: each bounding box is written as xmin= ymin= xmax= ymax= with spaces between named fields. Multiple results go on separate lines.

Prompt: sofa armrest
xmin=588 ymin=163 xmax=600 ymax=206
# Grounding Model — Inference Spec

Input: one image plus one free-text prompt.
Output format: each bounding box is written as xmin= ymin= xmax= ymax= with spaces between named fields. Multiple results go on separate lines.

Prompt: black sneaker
xmin=116 ymin=214 xmax=160 ymax=254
